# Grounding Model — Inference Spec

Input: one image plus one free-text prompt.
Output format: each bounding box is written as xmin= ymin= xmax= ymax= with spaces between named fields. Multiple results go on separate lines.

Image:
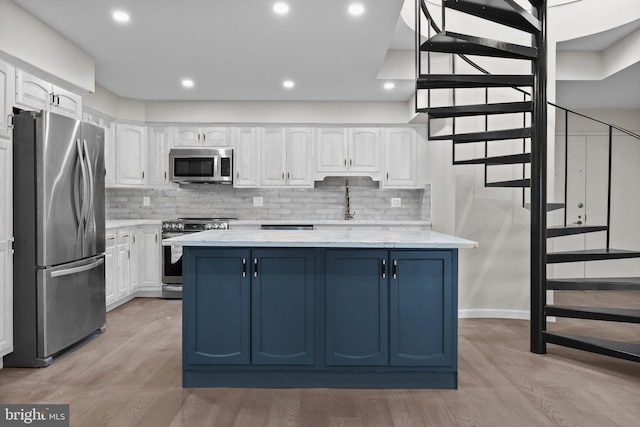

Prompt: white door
xmin=383 ymin=128 xmax=417 ymax=188
xmin=261 ymin=128 xmax=286 ymax=186
xmin=51 ymin=85 xmax=82 ymax=120
xmin=129 ymin=228 xmax=140 ymax=293
xmin=349 ymin=128 xmax=379 ymax=172
xmin=174 ymin=127 xmax=202 ymax=146
xmin=0 ymin=61 xmax=14 ymax=357
xmin=140 ymin=226 xmax=161 ymax=291
xmin=316 ymin=128 xmax=347 ymax=172
xmin=148 ymin=127 xmax=170 ymax=186
xmin=0 ymin=61 xmax=14 ymax=139
xmin=115 ymin=124 xmax=146 ymax=186
xmin=234 ymin=127 xmax=260 ymax=187
xmin=286 ymin=128 xmax=313 ymax=187
xmin=202 ymin=127 xmax=231 ymax=147
xmin=15 ymin=70 xmax=51 ymax=112
xmin=105 ymin=233 xmax=117 ymax=307
xmin=0 ymin=136 xmax=13 ymax=357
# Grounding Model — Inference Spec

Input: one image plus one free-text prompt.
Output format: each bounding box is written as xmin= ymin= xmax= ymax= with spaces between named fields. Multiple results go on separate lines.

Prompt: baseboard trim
xmin=458 ymin=309 xmax=530 ymax=320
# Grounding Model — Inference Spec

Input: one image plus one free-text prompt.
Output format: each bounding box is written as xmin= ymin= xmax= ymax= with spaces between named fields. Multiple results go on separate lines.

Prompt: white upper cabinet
xmin=381 ymin=128 xmax=419 ymax=189
xmin=260 ymin=127 xmax=314 ymax=188
xmin=316 ymin=128 xmax=348 ymax=172
xmin=147 ymin=127 xmax=172 ymax=187
xmin=115 ymin=123 xmax=147 ymax=186
xmin=0 ymin=61 xmax=15 ymax=139
xmin=316 ymin=127 xmax=380 ymax=179
xmin=15 ymin=70 xmax=82 ymax=120
xmin=234 ymin=127 xmax=260 ymax=188
xmin=175 ymin=126 xmax=231 ymax=147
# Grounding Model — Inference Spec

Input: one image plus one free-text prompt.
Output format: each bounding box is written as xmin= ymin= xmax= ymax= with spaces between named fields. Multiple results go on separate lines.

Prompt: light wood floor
xmin=1 ymin=292 xmax=638 ymax=427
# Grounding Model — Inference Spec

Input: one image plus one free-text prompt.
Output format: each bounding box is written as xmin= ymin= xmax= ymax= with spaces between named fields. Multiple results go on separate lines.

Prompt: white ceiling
xmin=11 ymin=0 xmax=640 ymax=109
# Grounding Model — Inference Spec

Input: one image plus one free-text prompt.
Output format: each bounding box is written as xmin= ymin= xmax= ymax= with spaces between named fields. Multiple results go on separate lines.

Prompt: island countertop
xmin=163 ymin=229 xmax=478 ymax=249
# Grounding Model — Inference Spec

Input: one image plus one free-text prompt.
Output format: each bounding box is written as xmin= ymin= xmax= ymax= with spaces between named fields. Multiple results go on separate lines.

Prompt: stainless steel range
xmin=161 ymin=217 xmax=234 ymax=298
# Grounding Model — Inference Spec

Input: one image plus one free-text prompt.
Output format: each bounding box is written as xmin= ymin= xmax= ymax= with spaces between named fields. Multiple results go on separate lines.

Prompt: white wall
xmin=0 ymin=0 xmax=94 ymax=94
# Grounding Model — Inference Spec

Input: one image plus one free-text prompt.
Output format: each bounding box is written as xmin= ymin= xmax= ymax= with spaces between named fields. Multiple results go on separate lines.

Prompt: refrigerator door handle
xmin=76 ymin=138 xmax=89 ymax=238
xmin=82 ymin=139 xmax=95 ymax=233
xmin=73 ymin=154 xmax=83 ymax=240
xmin=51 ymin=257 xmax=104 ymax=278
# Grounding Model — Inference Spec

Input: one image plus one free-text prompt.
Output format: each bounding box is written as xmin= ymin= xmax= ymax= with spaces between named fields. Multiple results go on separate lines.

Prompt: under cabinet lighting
xmin=182 ymin=79 xmax=195 ymax=88
xmin=273 ymin=2 xmax=290 ymax=15
xmin=112 ymin=11 xmax=130 ymax=23
xmin=348 ymin=3 xmax=365 ymax=16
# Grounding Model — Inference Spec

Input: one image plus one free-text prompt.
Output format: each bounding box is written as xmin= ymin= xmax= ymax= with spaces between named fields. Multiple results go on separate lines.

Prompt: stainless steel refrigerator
xmin=5 ymin=110 xmax=106 ymax=367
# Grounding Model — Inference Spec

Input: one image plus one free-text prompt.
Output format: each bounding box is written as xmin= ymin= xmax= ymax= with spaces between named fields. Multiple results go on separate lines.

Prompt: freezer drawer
xmin=37 ymin=255 xmax=106 ymax=358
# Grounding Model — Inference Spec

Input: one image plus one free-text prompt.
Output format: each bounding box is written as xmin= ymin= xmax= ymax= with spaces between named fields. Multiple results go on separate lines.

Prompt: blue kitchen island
xmin=164 ymin=229 xmax=477 ymax=389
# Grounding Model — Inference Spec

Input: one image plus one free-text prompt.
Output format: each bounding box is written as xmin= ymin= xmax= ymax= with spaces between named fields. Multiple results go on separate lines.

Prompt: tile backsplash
xmin=106 ymin=177 xmax=431 ymax=221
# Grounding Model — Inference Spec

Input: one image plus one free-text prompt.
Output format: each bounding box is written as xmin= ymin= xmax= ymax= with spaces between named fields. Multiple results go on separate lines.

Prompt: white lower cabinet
xmin=139 ymin=225 xmax=162 ymax=293
xmin=105 ymin=231 xmax=117 ymax=306
xmin=105 ymin=224 xmax=162 ymax=311
xmin=0 ymin=137 xmax=13 ymax=359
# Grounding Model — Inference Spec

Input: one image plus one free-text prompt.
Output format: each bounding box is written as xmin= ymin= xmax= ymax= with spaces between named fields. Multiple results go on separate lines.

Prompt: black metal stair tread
xmin=421 ymin=31 xmax=537 ymax=60
xmin=545 ymin=306 xmax=640 ymax=323
xmin=543 ymin=331 xmax=640 ymax=363
xmin=486 ymin=179 xmax=530 ymax=188
xmin=430 ymin=128 xmax=531 ymax=143
xmin=523 ymin=202 xmax=565 ymax=212
xmin=417 ymin=74 xmax=534 ymax=89
xmin=547 ymin=248 xmax=640 ymax=264
xmin=444 ymin=0 xmax=541 ymax=34
xmin=547 ymin=277 xmax=640 ymax=291
xmin=420 ymin=101 xmax=532 ymax=118
xmin=546 ymin=225 xmax=608 ymax=238
xmin=454 ymin=153 xmax=531 ymax=165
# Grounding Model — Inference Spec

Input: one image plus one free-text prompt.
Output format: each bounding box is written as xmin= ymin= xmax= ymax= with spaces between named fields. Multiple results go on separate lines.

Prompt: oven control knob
xmin=205 ymin=223 xmax=214 ymax=230
xmin=219 ymin=223 xmax=228 ymax=230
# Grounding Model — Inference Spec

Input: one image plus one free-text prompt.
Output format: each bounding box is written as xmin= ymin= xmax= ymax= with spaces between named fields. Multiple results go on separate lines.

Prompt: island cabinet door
xmin=325 ymin=250 xmax=389 ymax=366
xmin=389 ymin=250 xmax=456 ymax=367
xmin=251 ymin=249 xmax=316 ymax=365
xmin=184 ymin=248 xmax=251 ymax=365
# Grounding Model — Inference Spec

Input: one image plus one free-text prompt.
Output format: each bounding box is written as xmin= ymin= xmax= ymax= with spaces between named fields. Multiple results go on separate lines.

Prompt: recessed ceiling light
xmin=283 ymin=80 xmax=295 ymax=89
xmin=273 ymin=2 xmax=289 ymax=15
xmin=348 ymin=3 xmax=365 ymax=16
xmin=112 ymin=10 xmax=130 ymax=23
xmin=384 ymin=82 xmax=395 ymax=90
xmin=182 ymin=79 xmax=194 ymax=88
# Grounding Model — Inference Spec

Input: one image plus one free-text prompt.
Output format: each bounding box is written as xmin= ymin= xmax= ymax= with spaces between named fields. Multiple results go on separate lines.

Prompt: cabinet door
xmin=316 ymin=128 xmax=348 ymax=172
xmin=184 ymin=248 xmax=250 ymax=365
xmin=148 ymin=127 xmax=171 ymax=186
xmin=116 ymin=240 xmax=129 ymax=299
xmin=251 ymin=249 xmax=316 ymax=365
xmin=115 ymin=124 xmax=146 ymax=185
xmin=15 ymin=70 xmax=50 ymax=111
xmin=234 ymin=127 xmax=260 ymax=187
xmin=104 ymin=233 xmax=117 ymax=307
xmin=349 ymin=128 xmax=379 ymax=172
xmin=0 ymin=137 xmax=12 ymax=356
xmin=202 ymin=127 xmax=231 ymax=147
xmin=52 ymin=85 xmax=82 ymax=120
xmin=389 ymin=250 xmax=455 ymax=367
xmin=260 ymin=127 xmax=286 ymax=186
xmin=140 ymin=226 xmax=161 ymax=291
xmin=0 ymin=61 xmax=15 ymax=139
xmin=129 ymin=228 xmax=140 ymax=293
xmin=102 ymin=119 xmax=116 ymax=187
xmin=285 ymin=128 xmax=313 ymax=187
xmin=382 ymin=128 xmax=418 ymax=188
xmin=325 ymin=250 xmax=388 ymax=366
xmin=174 ymin=127 xmax=201 ymax=146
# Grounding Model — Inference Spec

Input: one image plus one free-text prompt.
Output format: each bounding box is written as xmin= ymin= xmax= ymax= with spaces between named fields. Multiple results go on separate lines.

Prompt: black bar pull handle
xmin=392 ymin=260 xmax=397 ymax=279
xmin=381 ymin=259 xmax=386 ymax=278
xmin=242 ymin=258 xmax=247 ymax=277
xmin=254 ymin=258 xmax=258 ymax=277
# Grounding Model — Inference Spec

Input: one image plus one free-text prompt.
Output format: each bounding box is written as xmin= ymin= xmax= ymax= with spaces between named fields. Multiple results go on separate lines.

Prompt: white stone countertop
xmin=230 ymin=219 xmax=431 ymax=227
xmin=163 ymin=229 xmax=478 ymax=249
xmin=106 ymin=219 xmax=162 ymax=229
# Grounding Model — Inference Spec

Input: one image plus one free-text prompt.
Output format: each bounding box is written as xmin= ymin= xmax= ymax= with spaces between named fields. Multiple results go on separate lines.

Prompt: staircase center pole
xmin=531 ymin=1 xmax=548 ymax=354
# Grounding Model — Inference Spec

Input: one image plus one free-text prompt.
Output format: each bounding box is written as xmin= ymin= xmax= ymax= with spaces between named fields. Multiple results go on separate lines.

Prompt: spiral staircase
xmin=415 ymin=0 xmax=640 ymax=362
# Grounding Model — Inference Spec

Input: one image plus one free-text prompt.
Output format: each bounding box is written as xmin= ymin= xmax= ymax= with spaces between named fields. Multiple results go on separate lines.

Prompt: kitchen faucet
xmin=344 ymin=179 xmax=355 ymax=220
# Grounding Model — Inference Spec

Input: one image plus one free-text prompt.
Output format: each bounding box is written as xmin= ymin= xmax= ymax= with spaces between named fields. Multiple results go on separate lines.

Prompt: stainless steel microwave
xmin=169 ymin=148 xmax=233 ymax=184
